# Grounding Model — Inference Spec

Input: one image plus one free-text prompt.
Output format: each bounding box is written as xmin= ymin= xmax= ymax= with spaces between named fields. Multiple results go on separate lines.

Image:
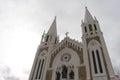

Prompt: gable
xmin=49 ymin=37 xmax=84 ymax=68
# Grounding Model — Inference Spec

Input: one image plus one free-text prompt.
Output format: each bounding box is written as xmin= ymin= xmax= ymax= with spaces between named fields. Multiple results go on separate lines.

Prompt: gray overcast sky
xmin=0 ymin=0 xmax=120 ymax=80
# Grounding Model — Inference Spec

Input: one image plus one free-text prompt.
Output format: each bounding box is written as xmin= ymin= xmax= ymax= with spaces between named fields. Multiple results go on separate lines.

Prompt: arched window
xmin=92 ymin=51 xmax=98 ymax=74
xmin=84 ymin=26 xmax=87 ymax=32
xmin=45 ymin=35 xmax=49 ymax=42
xmin=89 ymin=24 xmax=92 ymax=31
xmin=32 ymin=58 xmax=38 ymax=80
xmin=35 ymin=60 xmax=41 ymax=79
xmin=96 ymin=50 xmax=103 ymax=73
xmin=62 ymin=65 xmax=68 ymax=78
xmin=38 ymin=59 xmax=44 ymax=79
xmin=94 ymin=24 xmax=97 ymax=30
xmin=56 ymin=71 xmax=61 ymax=80
xmin=69 ymin=70 xmax=74 ymax=79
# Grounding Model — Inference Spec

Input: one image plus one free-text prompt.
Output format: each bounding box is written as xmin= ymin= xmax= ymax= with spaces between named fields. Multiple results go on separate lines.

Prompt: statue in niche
xmin=62 ymin=65 xmax=68 ymax=78
xmin=69 ymin=70 xmax=74 ymax=79
xmin=56 ymin=71 xmax=61 ymax=80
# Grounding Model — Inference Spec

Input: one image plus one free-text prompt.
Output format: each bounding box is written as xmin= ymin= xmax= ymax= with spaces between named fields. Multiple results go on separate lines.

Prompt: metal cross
xmin=65 ymin=32 xmax=69 ymax=37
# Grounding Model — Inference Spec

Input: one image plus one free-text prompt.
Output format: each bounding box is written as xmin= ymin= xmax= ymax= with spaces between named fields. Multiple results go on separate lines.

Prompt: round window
xmin=61 ymin=53 xmax=71 ymax=62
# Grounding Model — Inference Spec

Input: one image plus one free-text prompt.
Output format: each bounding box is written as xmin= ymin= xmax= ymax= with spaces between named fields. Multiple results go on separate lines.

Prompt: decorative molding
xmin=37 ymin=47 xmax=48 ymax=57
xmin=40 ymin=47 xmax=48 ymax=52
xmin=49 ymin=40 xmax=84 ymax=67
xmin=86 ymin=36 xmax=101 ymax=46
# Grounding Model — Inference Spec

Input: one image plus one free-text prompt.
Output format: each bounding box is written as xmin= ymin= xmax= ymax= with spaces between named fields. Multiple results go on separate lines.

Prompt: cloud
xmin=23 ymin=69 xmax=30 ymax=75
xmin=4 ymin=76 xmax=19 ymax=80
xmin=0 ymin=65 xmax=20 ymax=80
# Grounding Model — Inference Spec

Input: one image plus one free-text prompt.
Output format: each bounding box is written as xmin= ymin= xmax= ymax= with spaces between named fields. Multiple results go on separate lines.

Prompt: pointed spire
xmin=47 ymin=16 xmax=57 ymax=36
xmin=84 ymin=7 xmax=94 ymax=23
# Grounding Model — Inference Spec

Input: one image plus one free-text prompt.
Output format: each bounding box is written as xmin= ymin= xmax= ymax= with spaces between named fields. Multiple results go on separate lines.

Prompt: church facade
xmin=29 ymin=7 xmax=116 ymax=80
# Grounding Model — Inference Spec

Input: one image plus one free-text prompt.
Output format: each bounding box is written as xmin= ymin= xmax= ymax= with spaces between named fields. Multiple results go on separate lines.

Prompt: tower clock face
xmin=61 ymin=53 xmax=71 ymax=62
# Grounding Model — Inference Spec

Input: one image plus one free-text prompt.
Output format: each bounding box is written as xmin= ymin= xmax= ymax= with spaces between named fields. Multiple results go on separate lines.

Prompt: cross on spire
xmin=65 ymin=32 xmax=69 ymax=37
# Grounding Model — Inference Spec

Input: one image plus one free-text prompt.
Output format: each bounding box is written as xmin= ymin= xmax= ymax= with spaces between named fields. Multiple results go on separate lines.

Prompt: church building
xmin=29 ymin=7 xmax=116 ymax=80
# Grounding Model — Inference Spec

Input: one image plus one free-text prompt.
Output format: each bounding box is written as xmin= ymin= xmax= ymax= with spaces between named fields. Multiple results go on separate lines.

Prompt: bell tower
xmin=81 ymin=7 xmax=115 ymax=80
xmin=29 ymin=17 xmax=59 ymax=80
xmin=40 ymin=16 xmax=58 ymax=47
